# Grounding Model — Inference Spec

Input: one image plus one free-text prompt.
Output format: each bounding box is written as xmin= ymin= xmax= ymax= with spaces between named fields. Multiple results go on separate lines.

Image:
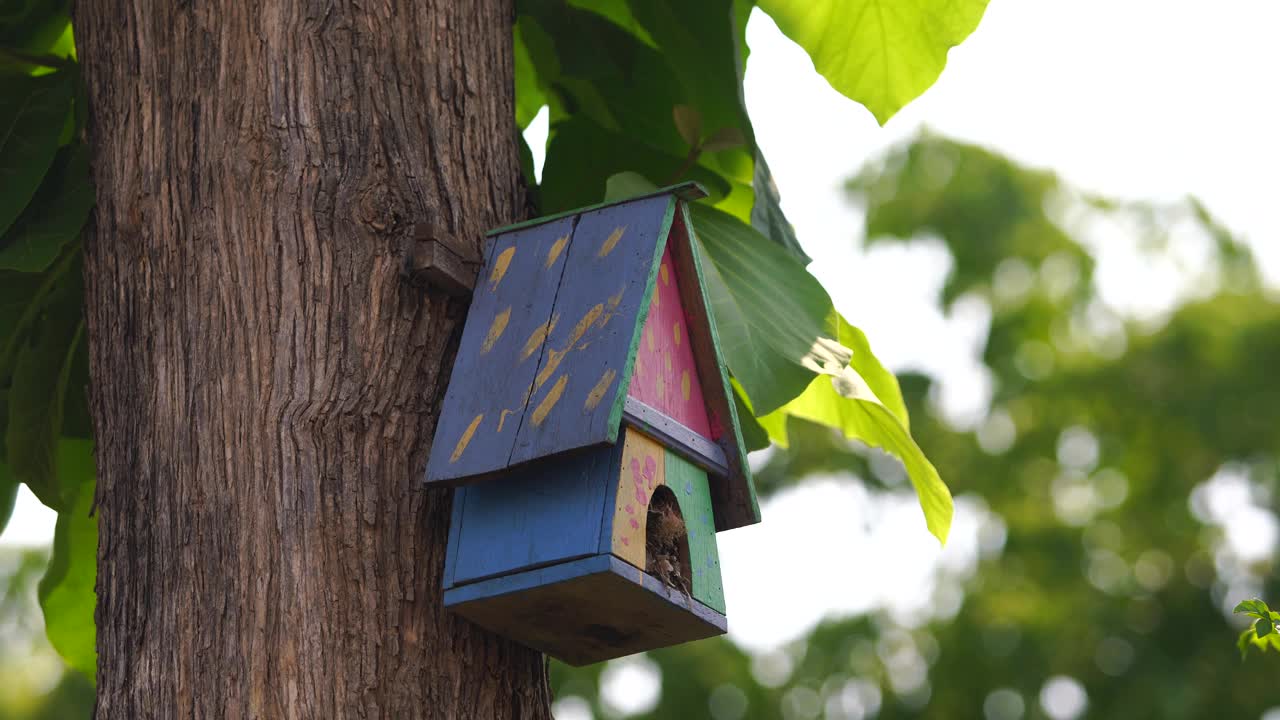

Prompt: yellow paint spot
xmin=598 ymin=226 xmax=626 ymax=257
xmin=480 ymin=306 xmax=511 ymax=354
xmin=545 ymin=234 xmax=569 ymax=268
xmin=646 ymin=326 xmax=655 ymax=352
xmin=489 ymin=246 xmax=516 ymax=289
xmin=520 ymin=315 xmax=558 ymax=361
xmin=660 ymin=263 xmax=670 ymax=286
xmin=568 ymin=304 xmax=604 ymax=347
xmin=498 ymin=408 xmax=515 ymax=432
xmin=607 ymin=287 xmax=625 ymax=312
xmin=681 ymin=371 xmax=691 ymax=401
xmin=673 ymin=322 xmax=682 ymax=347
xmin=584 ymin=369 xmax=617 ymax=411
xmin=532 ymin=375 xmax=568 ymax=426
xmin=664 ymin=354 xmax=672 ymax=373
xmin=655 ymin=375 xmax=665 ymax=400
xmin=449 ymin=414 xmax=484 ymax=462
xmin=535 ymin=348 xmax=566 ymax=390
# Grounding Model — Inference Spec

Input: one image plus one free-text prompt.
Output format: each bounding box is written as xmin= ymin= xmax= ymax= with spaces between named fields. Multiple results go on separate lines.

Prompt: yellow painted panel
xmin=612 ymin=430 xmax=666 ymax=569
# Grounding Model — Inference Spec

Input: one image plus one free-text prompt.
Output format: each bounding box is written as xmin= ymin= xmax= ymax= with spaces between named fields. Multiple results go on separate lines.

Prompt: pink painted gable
xmin=627 ymin=244 xmax=712 ymax=437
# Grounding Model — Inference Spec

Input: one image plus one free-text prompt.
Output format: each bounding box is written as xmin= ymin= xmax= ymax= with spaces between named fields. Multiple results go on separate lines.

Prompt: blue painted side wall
xmin=447 ymin=444 xmax=620 ymax=587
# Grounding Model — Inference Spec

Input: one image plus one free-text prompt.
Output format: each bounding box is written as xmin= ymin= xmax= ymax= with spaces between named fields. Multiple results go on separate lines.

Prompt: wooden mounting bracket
xmin=406 ymin=222 xmax=482 ymax=296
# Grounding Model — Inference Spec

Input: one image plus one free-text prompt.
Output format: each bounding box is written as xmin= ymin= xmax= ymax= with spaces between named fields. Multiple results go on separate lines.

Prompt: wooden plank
xmin=665 ymin=450 xmax=725 ymax=614
xmin=669 ymin=201 xmax=761 ymax=530
xmin=627 ymin=243 xmax=713 ymax=435
xmin=607 ymin=430 xmax=666 ymax=569
xmin=441 ymin=486 xmax=468 ymax=590
xmin=486 ymin=182 xmax=707 ymax=237
xmin=622 ymin=397 xmax=728 ymax=477
xmin=424 ymin=217 xmax=577 ymax=484
xmin=450 ymin=446 xmax=615 ymax=586
xmin=444 ymin=554 xmax=727 ymax=666
xmin=509 ymin=194 xmax=675 ymax=467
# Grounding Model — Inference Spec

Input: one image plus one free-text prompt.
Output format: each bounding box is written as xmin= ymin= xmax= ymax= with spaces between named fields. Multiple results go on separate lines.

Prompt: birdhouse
xmin=424 ymin=183 xmax=759 ymax=666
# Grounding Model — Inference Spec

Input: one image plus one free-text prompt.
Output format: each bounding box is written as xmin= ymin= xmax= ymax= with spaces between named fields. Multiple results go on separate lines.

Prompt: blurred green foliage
xmin=551 ymin=134 xmax=1280 ymax=719
xmin=0 ymin=547 xmax=94 ymax=718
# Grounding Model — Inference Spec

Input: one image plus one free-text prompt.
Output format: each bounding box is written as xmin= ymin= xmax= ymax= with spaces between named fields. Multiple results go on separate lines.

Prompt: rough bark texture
xmin=73 ymin=0 xmax=549 ymax=717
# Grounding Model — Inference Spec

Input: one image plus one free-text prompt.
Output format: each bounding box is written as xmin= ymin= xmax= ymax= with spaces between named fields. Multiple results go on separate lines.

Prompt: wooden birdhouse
xmin=424 ymin=184 xmax=759 ymax=666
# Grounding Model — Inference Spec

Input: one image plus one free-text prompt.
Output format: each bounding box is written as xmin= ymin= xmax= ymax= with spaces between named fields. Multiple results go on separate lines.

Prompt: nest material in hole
xmin=646 ymin=492 xmax=690 ymax=596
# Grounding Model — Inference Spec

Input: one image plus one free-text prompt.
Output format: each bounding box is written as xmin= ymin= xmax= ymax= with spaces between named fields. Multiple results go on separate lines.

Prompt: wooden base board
xmin=444 ymin=554 xmax=726 ymax=666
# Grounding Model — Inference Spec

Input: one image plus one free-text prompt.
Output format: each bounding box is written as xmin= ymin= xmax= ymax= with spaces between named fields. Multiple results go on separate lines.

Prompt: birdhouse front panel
xmin=609 ymin=429 xmax=725 ymax=613
xmin=627 ymin=243 xmax=712 ymax=437
xmin=430 ymin=186 xmax=760 ymax=666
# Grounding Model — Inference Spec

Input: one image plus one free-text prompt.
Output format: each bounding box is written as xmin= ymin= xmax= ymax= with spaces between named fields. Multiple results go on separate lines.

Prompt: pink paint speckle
xmin=625 ymin=504 xmax=634 ymax=515
xmin=629 ymin=518 xmax=640 ymax=530
xmin=635 ymin=488 xmax=647 ymax=505
xmin=621 ymin=537 xmax=630 ymax=546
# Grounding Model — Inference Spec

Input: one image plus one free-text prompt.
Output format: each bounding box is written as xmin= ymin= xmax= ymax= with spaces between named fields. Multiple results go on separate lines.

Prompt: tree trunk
xmin=73 ymin=0 xmax=549 ymax=717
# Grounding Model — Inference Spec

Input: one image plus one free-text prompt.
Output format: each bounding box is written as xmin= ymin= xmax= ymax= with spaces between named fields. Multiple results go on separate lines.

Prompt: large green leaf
xmin=0 ymin=142 xmax=93 ymax=271
xmin=686 ymin=201 xmax=946 ymax=540
xmin=760 ymin=375 xmax=953 ymax=543
xmin=38 ymin=437 xmax=97 ymax=680
xmin=758 ymin=0 xmax=990 ymax=124
xmin=0 ymin=71 xmax=71 ymax=236
xmin=0 ymin=459 xmax=16 ymax=534
xmin=689 ymin=202 xmax=841 ymax=412
xmin=5 ymin=253 xmax=83 ymax=509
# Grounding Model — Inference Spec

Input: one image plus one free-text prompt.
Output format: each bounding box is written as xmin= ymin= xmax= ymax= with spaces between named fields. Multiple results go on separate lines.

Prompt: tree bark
xmin=73 ymin=0 xmax=549 ymax=717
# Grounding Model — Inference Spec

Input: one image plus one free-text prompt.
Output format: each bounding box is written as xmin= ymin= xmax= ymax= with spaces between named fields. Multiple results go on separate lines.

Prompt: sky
xmin=5 ymin=0 xmax=1280 ymax=709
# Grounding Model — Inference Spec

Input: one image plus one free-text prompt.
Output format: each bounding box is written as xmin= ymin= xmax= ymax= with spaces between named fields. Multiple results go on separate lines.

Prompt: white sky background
xmin=5 ymin=0 xmax=1279 ymax=682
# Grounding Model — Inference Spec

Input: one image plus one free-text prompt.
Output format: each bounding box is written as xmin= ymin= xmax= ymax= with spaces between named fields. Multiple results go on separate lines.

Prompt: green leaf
xmin=673 ymin=104 xmax=702 ymax=148
xmin=1234 ymin=599 xmax=1271 ymax=620
xmin=513 ymin=19 xmax=547 ymax=130
xmin=5 ymin=253 xmax=83 ymax=509
xmin=732 ymin=379 xmax=770 ymax=452
xmin=831 ymin=311 xmax=910 ymax=430
xmin=0 ymin=71 xmax=73 ymax=237
xmin=757 ymin=0 xmax=991 ymax=124
xmin=0 ymin=142 xmax=93 ymax=271
xmin=1257 ymin=618 xmax=1274 ymax=638
xmin=540 ymin=117 xmax=730 ymax=213
xmin=750 ymin=152 xmax=810 ymax=263
xmin=689 ymin=203 xmax=837 ymax=413
xmin=761 ymin=375 xmax=953 ymax=543
xmin=38 ymin=437 xmax=97 ymax=681
xmin=701 ymin=126 xmax=746 ymax=154
xmin=0 ymin=459 xmax=16 ymax=535
xmin=604 ymin=170 xmax=660 ymax=202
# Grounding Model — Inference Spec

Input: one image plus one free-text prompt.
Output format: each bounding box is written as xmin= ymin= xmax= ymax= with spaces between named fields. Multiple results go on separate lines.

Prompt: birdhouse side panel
xmin=627 ymin=243 xmax=712 ymax=437
xmin=665 ymin=450 xmax=725 ymax=614
xmin=425 ymin=217 xmax=576 ymax=484
xmin=447 ymin=444 xmax=618 ymax=587
xmin=510 ymin=194 xmax=675 ymax=466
